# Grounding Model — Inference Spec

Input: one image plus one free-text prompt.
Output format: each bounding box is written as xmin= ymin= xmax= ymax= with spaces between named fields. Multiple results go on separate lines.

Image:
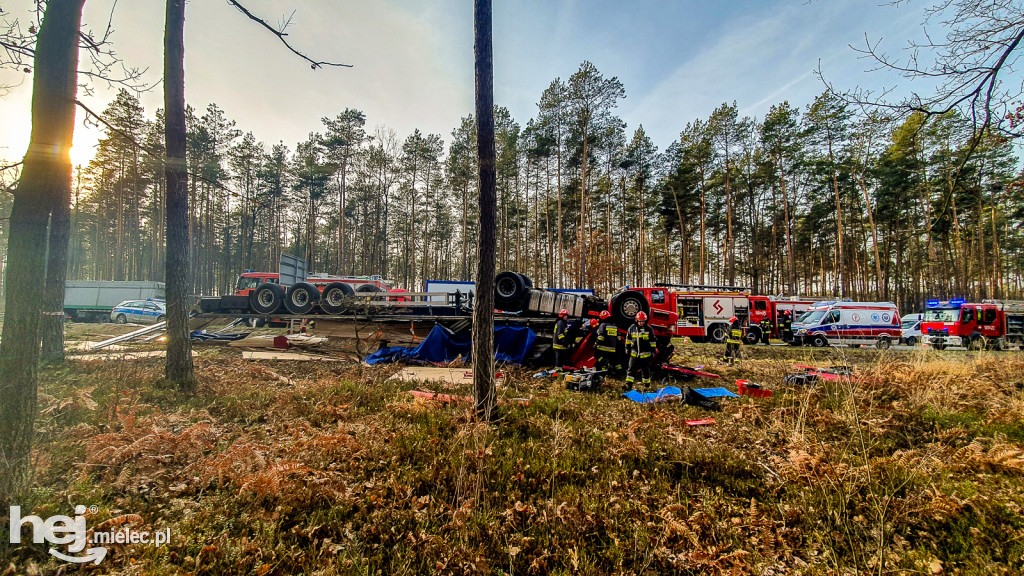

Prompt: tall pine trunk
xmin=41 ymin=190 xmax=71 ymax=363
xmin=0 ymin=0 xmax=85 ymax=500
xmin=164 ymin=0 xmax=195 ymax=389
xmin=472 ymin=0 xmax=497 ymax=419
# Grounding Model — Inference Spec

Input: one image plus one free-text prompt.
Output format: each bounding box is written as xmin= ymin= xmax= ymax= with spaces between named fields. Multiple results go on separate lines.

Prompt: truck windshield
xmin=797 ymin=310 xmax=826 ymax=325
xmin=236 ymin=277 xmax=260 ymax=291
xmin=925 ymin=309 xmax=957 ymax=322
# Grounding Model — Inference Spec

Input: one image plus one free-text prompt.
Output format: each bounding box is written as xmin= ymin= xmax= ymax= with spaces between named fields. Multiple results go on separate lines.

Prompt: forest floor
xmin=4 ymin=336 xmax=1024 ymax=575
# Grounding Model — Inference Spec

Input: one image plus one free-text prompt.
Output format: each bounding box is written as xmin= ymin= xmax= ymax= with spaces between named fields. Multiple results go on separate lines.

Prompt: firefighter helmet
xmin=589 ymin=319 xmax=599 ymax=328
xmin=729 ymin=315 xmax=738 ymax=323
xmin=635 ymin=311 xmax=648 ymax=322
xmin=558 ymin=309 xmax=569 ymax=318
xmin=599 ymin=310 xmax=611 ymax=319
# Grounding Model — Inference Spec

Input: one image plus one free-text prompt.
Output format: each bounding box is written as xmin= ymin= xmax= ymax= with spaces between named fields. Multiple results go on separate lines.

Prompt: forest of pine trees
xmin=0 ymin=61 xmax=1019 ymax=312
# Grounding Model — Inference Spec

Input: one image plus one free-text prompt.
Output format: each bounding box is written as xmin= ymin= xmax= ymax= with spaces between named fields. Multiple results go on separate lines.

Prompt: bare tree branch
xmin=821 ymin=0 xmax=1024 ymax=139
xmin=226 ymin=0 xmax=352 ymax=69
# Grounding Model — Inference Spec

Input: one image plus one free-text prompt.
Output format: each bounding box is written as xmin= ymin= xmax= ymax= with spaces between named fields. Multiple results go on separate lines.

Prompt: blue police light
xmin=950 ymin=299 xmax=965 ymax=306
xmin=926 ymin=300 xmax=940 ymax=307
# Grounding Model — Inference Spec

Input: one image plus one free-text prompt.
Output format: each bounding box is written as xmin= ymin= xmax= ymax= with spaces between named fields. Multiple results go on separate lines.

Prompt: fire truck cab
xmin=921 ymin=299 xmax=1024 ymax=350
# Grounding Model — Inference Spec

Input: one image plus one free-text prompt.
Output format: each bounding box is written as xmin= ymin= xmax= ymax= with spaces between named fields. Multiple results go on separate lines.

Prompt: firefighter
xmin=759 ymin=315 xmax=772 ymax=345
xmin=781 ymin=310 xmax=794 ymax=343
xmin=594 ymin=310 xmax=621 ymax=373
xmin=624 ymin=311 xmax=656 ymax=390
xmin=552 ymin=308 xmax=571 ymax=369
xmin=722 ymin=315 xmax=743 ymax=365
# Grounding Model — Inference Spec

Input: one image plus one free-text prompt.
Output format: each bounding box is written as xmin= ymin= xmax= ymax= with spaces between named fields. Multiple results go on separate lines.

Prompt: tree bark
xmin=0 ymin=0 xmax=85 ymax=501
xmin=41 ymin=190 xmax=71 ymax=363
xmin=472 ymin=0 xmax=497 ymax=419
xmin=164 ymin=0 xmax=195 ymax=389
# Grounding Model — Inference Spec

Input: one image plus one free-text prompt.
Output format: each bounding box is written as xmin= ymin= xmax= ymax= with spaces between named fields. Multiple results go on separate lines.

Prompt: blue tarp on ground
xmin=622 ymin=386 xmax=684 ymax=404
xmin=692 ymin=387 xmax=740 ymax=398
xmin=363 ymin=324 xmax=537 ymax=365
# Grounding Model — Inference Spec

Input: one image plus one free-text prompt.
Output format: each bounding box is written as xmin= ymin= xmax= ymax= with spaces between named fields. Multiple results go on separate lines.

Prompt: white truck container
xmin=64 ymin=281 xmax=166 ymax=322
xmin=792 ymin=300 xmax=901 ymax=348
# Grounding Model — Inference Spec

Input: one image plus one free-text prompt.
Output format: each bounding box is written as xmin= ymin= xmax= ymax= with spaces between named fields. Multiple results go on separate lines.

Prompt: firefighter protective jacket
xmin=553 ymin=318 xmax=570 ymax=350
xmin=760 ymin=317 xmax=772 ymax=332
xmin=781 ymin=315 xmax=792 ymax=330
xmin=625 ymin=323 xmax=656 ymax=358
xmin=595 ymin=320 xmax=619 ymax=352
xmin=727 ymin=321 xmax=743 ymax=344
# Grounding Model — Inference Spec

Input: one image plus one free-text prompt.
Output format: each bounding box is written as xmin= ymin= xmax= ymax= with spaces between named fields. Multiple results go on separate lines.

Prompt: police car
xmin=110 ymin=298 xmax=167 ymax=324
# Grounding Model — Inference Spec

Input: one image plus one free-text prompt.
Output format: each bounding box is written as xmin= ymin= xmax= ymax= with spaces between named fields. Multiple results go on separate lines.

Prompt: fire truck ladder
xmin=654 ymin=283 xmax=751 ymax=294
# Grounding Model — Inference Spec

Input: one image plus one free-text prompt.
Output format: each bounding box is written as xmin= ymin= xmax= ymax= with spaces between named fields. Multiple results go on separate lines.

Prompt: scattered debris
xmin=685 ymin=418 xmax=716 ymax=427
xmin=240 ymin=351 xmax=343 ymax=361
xmin=736 ymin=379 xmax=772 ymax=398
xmin=70 ymin=350 xmax=197 ymax=361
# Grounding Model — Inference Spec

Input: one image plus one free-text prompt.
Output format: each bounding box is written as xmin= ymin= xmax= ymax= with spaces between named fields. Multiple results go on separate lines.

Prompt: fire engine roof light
xmin=950 ymin=299 xmax=965 ymax=305
xmin=927 ymin=300 xmax=940 ymax=307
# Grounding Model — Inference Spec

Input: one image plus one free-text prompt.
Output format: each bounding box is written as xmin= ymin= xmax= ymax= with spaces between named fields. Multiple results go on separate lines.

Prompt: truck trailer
xmin=64 ymin=281 xmax=166 ymax=322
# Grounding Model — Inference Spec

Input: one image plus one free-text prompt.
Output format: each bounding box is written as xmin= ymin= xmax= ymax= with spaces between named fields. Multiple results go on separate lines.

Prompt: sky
xmin=0 ymin=0 xmax=928 ymax=168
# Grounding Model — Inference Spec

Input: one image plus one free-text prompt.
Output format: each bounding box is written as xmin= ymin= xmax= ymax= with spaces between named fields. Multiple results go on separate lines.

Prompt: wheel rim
xmin=258 ymin=290 xmax=274 ymax=308
xmin=712 ymin=326 xmax=726 ymax=341
xmin=326 ymin=290 xmax=344 ymax=306
xmin=292 ymin=290 xmax=308 ymax=307
xmin=496 ymin=277 xmax=517 ymax=297
xmin=621 ymin=298 xmax=642 ymax=318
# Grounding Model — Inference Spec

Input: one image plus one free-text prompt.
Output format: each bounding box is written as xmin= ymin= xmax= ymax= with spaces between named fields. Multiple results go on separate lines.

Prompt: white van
xmin=792 ymin=301 xmax=902 ymax=348
xmin=900 ymin=313 xmax=924 ymax=346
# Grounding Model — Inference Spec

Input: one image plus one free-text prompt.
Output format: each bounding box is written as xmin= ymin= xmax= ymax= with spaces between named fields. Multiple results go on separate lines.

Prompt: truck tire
xmin=810 ymin=334 xmax=828 ymax=348
xmin=707 ymin=323 xmax=728 ymax=344
xmin=931 ymin=343 xmax=947 ymax=351
xmin=494 ymin=271 xmax=529 ymax=312
xmin=876 ymin=335 xmax=891 ymax=349
xmin=520 ymin=273 xmax=533 ymax=288
xmin=610 ymin=290 xmax=650 ymax=329
xmin=354 ymin=284 xmax=385 ymax=302
xmin=743 ymin=325 xmax=761 ymax=345
xmin=250 ymin=283 xmax=285 ymax=314
xmin=320 ymin=282 xmax=355 ymax=314
xmin=284 ymin=282 xmax=320 ymax=315
xmin=967 ymin=334 xmax=986 ymax=351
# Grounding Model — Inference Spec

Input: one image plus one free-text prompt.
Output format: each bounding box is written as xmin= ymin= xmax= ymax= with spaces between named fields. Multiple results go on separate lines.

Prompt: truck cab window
xmin=754 ymin=300 xmax=767 ymax=311
xmin=983 ymin=308 xmax=997 ymax=324
xmin=650 ymin=290 xmax=665 ymax=304
xmin=961 ymin=308 xmax=973 ymax=323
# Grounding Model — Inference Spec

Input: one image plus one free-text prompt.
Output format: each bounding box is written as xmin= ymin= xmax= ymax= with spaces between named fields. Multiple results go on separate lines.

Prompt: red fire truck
xmin=921 ymin=299 xmax=1024 ymax=350
xmin=618 ymin=284 xmax=815 ymax=344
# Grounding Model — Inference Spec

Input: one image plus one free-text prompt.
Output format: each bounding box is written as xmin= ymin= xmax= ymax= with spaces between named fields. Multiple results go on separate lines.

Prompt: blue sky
xmin=0 ymin=0 xmax=926 ymax=167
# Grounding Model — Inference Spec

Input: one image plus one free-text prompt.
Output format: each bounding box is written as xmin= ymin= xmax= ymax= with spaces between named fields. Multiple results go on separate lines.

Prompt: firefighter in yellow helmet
xmin=624 ymin=311 xmax=655 ymax=390
xmin=722 ymin=315 xmax=742 ymax=365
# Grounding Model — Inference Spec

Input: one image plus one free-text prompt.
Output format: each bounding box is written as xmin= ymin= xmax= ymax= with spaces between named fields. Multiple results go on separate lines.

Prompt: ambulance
xmin=792 ymin=301 xmax=902 ymax=348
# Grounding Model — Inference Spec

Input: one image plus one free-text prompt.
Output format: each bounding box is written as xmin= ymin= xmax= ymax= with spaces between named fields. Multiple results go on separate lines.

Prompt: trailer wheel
xmin=743 ymin=325 xmax=761 ymax=345
xmin=519 ymin=273 xmax=533 ymax=288
xmin=284 ymin=282 xmax=320 ymax=314
xmin=810 ymin=334 xmax=828 ymax=348
xmin=250 ymin=283 xmax=285 ymax=314
xmin=876 ymin=335 xmax=892 ymax=349
xmin=320 ymin=282 xmax=355 ymax=314
xmin=708 ymin=323 xmax=728 ymax=344
xmin=494 ymin=271 xmax=529 ymax=312
xmin=610 ymin=290 xmax=650 ymax=329
xmin=354 ymin=283 xmax=385 ymax=303
xmin=114 ymin=314 xmax=127 ymax=324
